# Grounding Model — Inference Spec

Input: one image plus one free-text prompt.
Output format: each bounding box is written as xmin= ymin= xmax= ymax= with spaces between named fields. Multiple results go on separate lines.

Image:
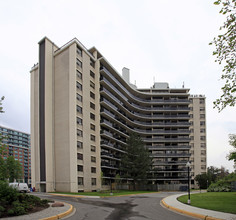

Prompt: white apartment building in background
xmin=30 ymin=37 xmax=207 ymax=192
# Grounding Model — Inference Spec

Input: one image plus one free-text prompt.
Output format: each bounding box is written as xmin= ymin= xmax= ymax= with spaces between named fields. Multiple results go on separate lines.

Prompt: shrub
xmin=207 ymin=173 xmax=236 ymax=192
xmin=0 ymin=181 xmax=49 ymax=217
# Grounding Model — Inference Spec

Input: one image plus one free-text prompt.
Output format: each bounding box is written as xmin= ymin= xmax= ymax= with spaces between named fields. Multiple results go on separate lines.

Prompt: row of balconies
xmin=100 ymin=67 xmax=190 ymax=104
xmin=151 ymin=153 xmax=190 ymax=157
xmin=101 ymin=84 xmax=190 ymax=113
xmin=101 ymin=107 xmax=191 ymax=129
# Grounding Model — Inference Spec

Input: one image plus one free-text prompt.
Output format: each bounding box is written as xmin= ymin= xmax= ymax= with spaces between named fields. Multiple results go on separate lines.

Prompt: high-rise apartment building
xmin=0 ymin=125 xmax=31 ymax=183
xmin=189 ymin=95 xmax=207 ymax=186
xmin=31 ymin=37 xmax=206 ymax=192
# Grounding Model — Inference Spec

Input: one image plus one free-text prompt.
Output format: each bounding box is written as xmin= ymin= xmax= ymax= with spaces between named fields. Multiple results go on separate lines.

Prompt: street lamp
xmin=186 ymin=161 xmax=191 ymax=204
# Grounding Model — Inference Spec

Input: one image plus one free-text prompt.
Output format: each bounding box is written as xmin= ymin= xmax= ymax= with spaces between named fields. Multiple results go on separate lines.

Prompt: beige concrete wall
xmin=44 ymin=39 xmax=56 ymax=192
xmin=30 ymin=67 xmax=40 ymax=191
xmin=54 ymin=46 xmax=71 ymax=192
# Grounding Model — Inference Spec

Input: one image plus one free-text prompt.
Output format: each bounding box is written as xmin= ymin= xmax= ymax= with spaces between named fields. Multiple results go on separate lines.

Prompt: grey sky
xmin=0 ymin=0 xmax=235 ymax=171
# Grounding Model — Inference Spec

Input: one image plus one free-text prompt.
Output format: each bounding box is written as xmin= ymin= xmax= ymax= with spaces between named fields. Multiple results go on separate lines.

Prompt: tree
xmin=0 ymin=96 xmax=6 ymax=155
xmin=195 ymin=173 xmax=209 ymax=189
xmin=209 ymin=0 xmax=236 ymax=111
xmin=227 ymin=134 xmax=236 ymax=168
xmin=0 ymin=157 xmax=7 ymax=181
xmin=6 ymin=156 xmax=23 ymax=182
xmin=120 ymin=132 xmax=153 ymax=190
xmin=0 ymin=96 xmax=4 ymax=113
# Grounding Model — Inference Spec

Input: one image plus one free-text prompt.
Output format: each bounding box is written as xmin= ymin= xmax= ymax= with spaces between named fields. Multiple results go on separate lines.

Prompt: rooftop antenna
xmin=182 ymin=81 xmax=185 ymax=88
xmin=153 ymin=76 xmax=155 ymax=84
xmin=135 ymin=80 xmax=136 ymax=85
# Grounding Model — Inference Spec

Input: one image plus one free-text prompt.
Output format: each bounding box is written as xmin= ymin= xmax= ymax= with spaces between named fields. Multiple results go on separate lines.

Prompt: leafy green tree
xmin=120 ymin=132 xmax=153 ymax=190
xmin=0 ymin=96 xmax=7 ymax=155
xmin=0 ymin=96 xmax=4 ymax=113
xmin=0 ymin=157 xmax=7 ymax=181
xmin=209 ymin=0 xmax=236 ymax=111
xmin=6 ymin=157 xmax=23 ymax=182
xmin=195 ymin=173 xmax=209 ymax=189
xmin=227 ymin=134 xmax=236 ymax=168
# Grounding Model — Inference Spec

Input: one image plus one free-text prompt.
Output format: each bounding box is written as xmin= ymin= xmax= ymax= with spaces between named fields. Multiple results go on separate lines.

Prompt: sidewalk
xmin=2 ymin=201 xmax=74 ymax=220
xmin=161 ymin=193 xmax=236 ymax=220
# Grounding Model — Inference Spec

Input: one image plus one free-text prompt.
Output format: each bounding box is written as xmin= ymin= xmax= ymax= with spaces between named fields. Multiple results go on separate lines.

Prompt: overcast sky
xmin=0 ymin=0 xmax=235 ymax=171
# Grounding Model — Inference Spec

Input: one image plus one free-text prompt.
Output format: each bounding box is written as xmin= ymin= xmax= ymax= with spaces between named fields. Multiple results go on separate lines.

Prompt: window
xmin=77 ymin=153 xmax=83 ymax=160
xmin=91 ymin=178 xmax=96 ymax=185
xmin=77 ymin=165 xmax=83 ymax=172
xmin=90 ymin=71 xmax=95 ymax=78
xmin=91 ymin=135 xmax=95 ymax=141
xmin=91 ymin=145 xmax=96 ymax=152
xmin=200 ymin=129 xmax=205 ymax=133
xmin=77 ymin=141 xmax=83 ymax=148
xmin=200 ymin=136 xmax=206 ymax=141
xmin=91 ymin=167 xmax=96 ymax=173
xmin=77 ymin=105 xmax=82 ymax=114
xmin=201 ymin=143 xmax=206 ymax=148
xmin=90 ymin=102 xmax=95 ymax=110
xmin=200 ymin=107 xmax=205 ymax=111
xmin=77 ymin=70 xmax=82 ymax=80
xmin=77 ymin=93 xmax=82 ymax=102
xmin=91 ymin=156 xmax=96 ymax=163
xmin=200 ymin=98 xmax=205 ymax=104
xmin=200 ymin=121 xmax=205 ymax=126
xmin=78 ymin=177 xmax=83 ymax=185
xmin=76 ymin=58 xmax=82 ymax=68
xmin=90 ymin=59 xmax=95 ymax=68
xmin=77 ymin=129 xmax=83 ymax=137
xmin=90 ymin=91 xmax=95 ymax=99
xmin=90 ymin=123 xmax=95 ymax=131
xmin=77 ymin=117 xmax=83 ymax=125
xmin=190 ymin=136 xmax=194 ymax=140
xmin=201 ymin=150 xmax=206 ymax=155
xmin=77 ymin=46 xmax=82 ymax=57
xmin=90 ymin=113 xmax=95 ymax=120
xmin=200 ymin=114 xmax=205 ymax=119
xmin=76 ymin=82 xmax=82 ymax=91
xmin=90 ymin=81 xmax=95 ymax=89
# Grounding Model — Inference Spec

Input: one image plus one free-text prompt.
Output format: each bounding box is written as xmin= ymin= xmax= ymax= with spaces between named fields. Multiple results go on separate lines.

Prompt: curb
xmin=161 ymin=199 xmax=222 ymax=220
xmin=40 ymin=202 xmax=74 ymax=220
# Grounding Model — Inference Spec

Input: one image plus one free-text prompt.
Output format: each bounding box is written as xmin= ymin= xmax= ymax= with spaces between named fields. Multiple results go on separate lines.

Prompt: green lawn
xmin=177 ymin=192 xmax=236 ymax=214
xmin=50 ymin=190 xmax=156 ymax=197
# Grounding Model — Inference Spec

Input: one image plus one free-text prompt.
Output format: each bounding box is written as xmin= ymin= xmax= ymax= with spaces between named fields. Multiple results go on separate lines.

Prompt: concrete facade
xmin=31 ymin=37 xmax=207 ymax=192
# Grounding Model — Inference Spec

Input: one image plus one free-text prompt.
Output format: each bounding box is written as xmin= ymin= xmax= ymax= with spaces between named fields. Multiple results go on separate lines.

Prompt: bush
xmin=0 ymin=181 xmax=49 ymax=217
xmin=207 ymin=173 xmax=236 ymax=192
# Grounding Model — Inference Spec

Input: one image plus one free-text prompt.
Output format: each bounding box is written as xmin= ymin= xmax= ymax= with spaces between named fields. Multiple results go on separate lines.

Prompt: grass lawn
xmin=50 ymin=190 xmax=157 ymax=197
xmin=177 ymin=192 xmax=236 ymax=214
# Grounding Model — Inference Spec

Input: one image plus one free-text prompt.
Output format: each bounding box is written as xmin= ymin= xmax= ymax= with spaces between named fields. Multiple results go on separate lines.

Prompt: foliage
xmin=195 ymin=173 xmax=209 ymax=189
xmin=0 ymin=181 xmax=49 ymax=218
xmin=227 ymin=134 xmax=236 ymax=168
xmin=6 ymin=156 xmax=23 ymax=182
xmin=0 ymin=156 xmax=23 ymax=182
xmin=120 ymin=132 xmax=153 ymax=189
xmin=178 ymin=192 xmax=236 ymax=214
xmin=210 ymin=0 xmax=236 ymax=111
xmin=207 ymin=172 xmax=236 ymax=192
xmin=195 ymin=166 xmax=230 ymax=189
xmin=0 ymin=96 xmax=4 ymax=113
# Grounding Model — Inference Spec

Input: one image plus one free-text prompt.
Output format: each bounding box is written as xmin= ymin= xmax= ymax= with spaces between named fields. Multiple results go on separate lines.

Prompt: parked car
xmin=9 ymin=182 xmax=29 ymax=193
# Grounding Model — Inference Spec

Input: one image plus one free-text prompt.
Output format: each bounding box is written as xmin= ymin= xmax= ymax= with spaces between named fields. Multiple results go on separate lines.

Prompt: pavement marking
xmin=161 ymin=199 xmax=223 ymax=220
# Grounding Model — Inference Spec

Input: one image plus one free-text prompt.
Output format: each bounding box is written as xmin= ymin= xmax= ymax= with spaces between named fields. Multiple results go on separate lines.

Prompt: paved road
xmin=37 ymin=192 xmax=195 ymax=220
